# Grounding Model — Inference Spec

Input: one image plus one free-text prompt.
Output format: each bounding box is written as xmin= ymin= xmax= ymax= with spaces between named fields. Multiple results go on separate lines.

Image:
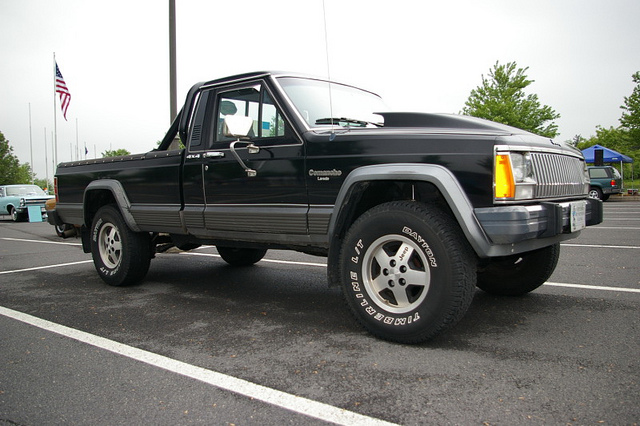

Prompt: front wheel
xmin=90 ymin=205 xmax=151 ymax=286
xmin=339 ymin=201 xmax=476 ymax=344
xmin=10 ymin=207 xmax=24 ymax=222
xmin=476 ymin=243 xmax=560 ymax=296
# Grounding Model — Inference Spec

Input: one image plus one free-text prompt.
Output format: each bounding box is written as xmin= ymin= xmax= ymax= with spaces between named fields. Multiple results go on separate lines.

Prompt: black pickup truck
xmin=49 ymin=71 xmax=602 ymax=343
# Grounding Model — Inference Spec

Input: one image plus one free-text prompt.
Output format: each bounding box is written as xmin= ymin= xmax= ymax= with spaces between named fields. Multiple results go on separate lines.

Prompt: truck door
xmin=198 ymin=82 xmax=307 ymax=236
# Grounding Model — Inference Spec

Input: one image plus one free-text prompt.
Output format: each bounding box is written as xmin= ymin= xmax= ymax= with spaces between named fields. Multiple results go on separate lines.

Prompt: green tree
xmin=567 ymin=134 xmax=586 ymax=148
xmin=34 ymin=177 xmax=54 ymax=193
xmin=577 ymin=126 xmax=639 ymax=186
xmin=576 ymin=126 xmax=630 ymax=151
xmin=620 ymin=71 xmax=640 ymax=150
xmin=462 ymin=61 xmax=561 ymax=138
xmin=102 ymin=148 xmax=131 ymax=158
xmin=0 ymin=131 xmax=33 ymax=184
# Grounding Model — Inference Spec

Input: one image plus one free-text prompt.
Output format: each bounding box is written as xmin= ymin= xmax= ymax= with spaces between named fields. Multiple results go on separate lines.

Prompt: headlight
xmin=510 ymin=152 xmax=534 ymax=182
xmin=19 ymin=198 xmax=26 ymax=207
xmin=494 ymin=151 xmax=537 ymax=201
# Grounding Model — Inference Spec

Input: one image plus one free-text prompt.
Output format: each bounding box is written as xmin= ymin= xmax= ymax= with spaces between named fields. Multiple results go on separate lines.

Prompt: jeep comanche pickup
xmin=49 ymin=71 xmax=603 ymax=343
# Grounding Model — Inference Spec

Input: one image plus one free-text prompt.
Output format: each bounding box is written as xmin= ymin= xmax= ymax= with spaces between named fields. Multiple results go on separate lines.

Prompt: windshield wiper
xmin=315 ymin=117 xmax=383 ymax=127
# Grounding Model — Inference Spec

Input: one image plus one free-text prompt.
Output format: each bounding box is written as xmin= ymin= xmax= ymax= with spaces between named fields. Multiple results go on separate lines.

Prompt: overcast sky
xmin=1 ymin=0 xmax=639 ymax=182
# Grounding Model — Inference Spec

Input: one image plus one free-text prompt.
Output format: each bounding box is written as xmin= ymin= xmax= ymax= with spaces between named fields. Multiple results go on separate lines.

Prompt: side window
xmin=214 ymin=85 xmax=261 ymax=144
xmin=262 ymin=90 xmax=286 ymax=138
xmin=589 ymin=168 xmax=608 ymax=179
xmin=212 ymin=83 xmax=294 ymax=147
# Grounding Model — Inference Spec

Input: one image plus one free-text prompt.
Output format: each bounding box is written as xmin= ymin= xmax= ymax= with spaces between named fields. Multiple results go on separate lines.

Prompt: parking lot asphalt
xmin=1 ymin=200 xmax=639 ymax=425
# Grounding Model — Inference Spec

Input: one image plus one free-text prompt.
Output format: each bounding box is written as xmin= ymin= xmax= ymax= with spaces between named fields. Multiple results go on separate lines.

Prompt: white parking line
xmin=562 ymin=243 xmax=640 ymax=249
xmin=181 ymin=251 xmax=328 ymax=268
xmin=1 ymin=237 xmax=81 ymax=246
xmin=4 ymin=237 xmax=638 ymax=293
xmin=587 ymin=227 xmax=640 ymax=230
xmin=180 ymin=252 xmax=640 ymax=294
xmin=0 ymin=306 xmax=398 ymax=426
xmin=545 ymin=282 xmax=640 ymax=294
xmin=0 ymin=260 xmax=93 ymax=275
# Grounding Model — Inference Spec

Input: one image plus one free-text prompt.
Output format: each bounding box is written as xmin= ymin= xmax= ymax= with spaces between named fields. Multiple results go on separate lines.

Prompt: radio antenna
xmin=322 ymin=0 xmax=336 ymax=139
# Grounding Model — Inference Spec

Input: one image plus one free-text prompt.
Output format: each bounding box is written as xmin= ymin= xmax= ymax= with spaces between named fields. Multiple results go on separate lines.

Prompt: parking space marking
xmin=1 ymin=237 xmax=82 ymax=246
xmin=181 ymin=251 xmax=328 ymax=268
xmin=0 ymin=260 xmax=93 ymax=275
xmin=545 ymin=282 xmax=640 ymax=294
xmin=0 ymin=306 xmax=398 ymax=426
xmin=4 ymin=239 xmax=638 ymax=295
xmin=562 ymin=243 xmax=640 ymax=249
xmin=586 ymin=227 xmax=640 ymax=230
xmin=180 ymin=252 xmax=640 ymax=293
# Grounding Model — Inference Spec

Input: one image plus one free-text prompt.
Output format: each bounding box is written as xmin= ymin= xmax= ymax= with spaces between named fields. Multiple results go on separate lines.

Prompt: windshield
xmin=5 ymin=185 xmax=46 ymax=196
xmin=277 ymin=77 xmax=388 ymax=128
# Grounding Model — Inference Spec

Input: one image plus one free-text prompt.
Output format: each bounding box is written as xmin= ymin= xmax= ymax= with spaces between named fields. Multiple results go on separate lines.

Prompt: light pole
xmin=169 ymin=0 xmax=177 ymax=123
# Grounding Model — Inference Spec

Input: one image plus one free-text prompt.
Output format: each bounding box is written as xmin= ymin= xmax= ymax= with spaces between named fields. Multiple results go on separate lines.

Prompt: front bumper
xmin=475 ymin=198 xmax=603 ymax=245
xmin=16 ymin=205 xmax=48 ymax=218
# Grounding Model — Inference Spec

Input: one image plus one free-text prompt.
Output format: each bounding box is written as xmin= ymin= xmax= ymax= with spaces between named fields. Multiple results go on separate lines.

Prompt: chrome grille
xmin=531 ymin=153 xmax=588 ymax=198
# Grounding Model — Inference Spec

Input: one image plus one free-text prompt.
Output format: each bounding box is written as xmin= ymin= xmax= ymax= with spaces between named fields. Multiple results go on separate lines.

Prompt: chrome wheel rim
xmin=361 ymin=235 xmax=430 ymax=314
xmin=98 ymin=223 xmax=122 ymax=269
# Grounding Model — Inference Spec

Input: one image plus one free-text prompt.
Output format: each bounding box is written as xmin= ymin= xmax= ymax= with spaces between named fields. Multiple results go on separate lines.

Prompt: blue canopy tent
xmin=581 ymin=144 xmax=634 ymax=163
xmin=581 ymin=144 xmax=635 ymax=191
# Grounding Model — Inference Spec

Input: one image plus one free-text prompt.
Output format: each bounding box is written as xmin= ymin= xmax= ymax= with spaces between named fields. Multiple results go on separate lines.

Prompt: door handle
xmin=203 ymin=151 xmax=225 ymax=158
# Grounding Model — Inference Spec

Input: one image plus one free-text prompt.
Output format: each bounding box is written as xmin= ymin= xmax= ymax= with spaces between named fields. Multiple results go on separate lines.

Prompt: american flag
xmin=55 ymin=61 xmax=71 ymax=120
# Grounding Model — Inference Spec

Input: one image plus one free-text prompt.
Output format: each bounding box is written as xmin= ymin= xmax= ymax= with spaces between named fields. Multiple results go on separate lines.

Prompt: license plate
xmin=569 ymin=201 xmax=586 ymax=232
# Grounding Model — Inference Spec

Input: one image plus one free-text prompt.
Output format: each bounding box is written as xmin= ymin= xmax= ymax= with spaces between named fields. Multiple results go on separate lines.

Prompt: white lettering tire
xmin=339 ymin=201 xmax=476 ymax=344
xmin=90 ymin=205 xmax=151 ymax=286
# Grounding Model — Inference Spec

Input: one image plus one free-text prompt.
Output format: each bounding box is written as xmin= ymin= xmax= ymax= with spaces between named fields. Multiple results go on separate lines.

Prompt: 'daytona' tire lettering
xmin=339 ymin=201 xmax=476 ymax=344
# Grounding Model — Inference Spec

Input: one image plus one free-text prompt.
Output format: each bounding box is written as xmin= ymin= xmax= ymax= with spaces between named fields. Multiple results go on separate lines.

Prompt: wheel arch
xmin=5 ymin=203 xmax=16 ymax=215
xmin=83 ymin=180 xmax=140 ymax=232
xmin=326 ymin=164 xmax=490 ymax=287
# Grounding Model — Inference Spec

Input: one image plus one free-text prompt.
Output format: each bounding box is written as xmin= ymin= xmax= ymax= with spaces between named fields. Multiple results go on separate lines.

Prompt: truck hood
xmin=378 ymin=112 xmax=527 ymax=134
xmin=375 ymin=112 xmax=581 ymax=156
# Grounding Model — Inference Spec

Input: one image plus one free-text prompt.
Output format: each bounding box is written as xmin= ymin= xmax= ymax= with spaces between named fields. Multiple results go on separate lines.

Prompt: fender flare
xmin=327 ymin=163 xmax=491 ymax=257
xmin=84 ymin=180 xmax=140 ymax=232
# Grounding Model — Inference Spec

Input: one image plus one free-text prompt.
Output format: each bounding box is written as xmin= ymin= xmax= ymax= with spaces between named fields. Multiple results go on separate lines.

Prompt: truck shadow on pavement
xmin=131 ymin=252 xmax=630 ymax=351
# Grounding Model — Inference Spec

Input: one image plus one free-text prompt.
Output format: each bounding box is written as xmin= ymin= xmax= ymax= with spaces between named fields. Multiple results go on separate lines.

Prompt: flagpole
xmin=44 ymin=127 xmax=49 ymax=190
xmin=53 ymin=52 xmax=58 ymax=167
xmin=51 ymin=131 xmax=55 ymax=181
xmin=29 ymin=103 xmax=34 ymax=183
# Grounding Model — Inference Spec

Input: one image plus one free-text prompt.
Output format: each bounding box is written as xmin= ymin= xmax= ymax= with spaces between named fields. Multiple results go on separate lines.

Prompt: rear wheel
xmin=339 ymin=201 xmax=476 ymax=344
xmin=217 ymin=246 xmax=267 ymax=266
xmin=588 ymin=187 xmax=603 ymax=200
xmin=90 ymin=205 xmax=151 ymax=286
xmin=476 ymin=243 xmax=560 ymax=296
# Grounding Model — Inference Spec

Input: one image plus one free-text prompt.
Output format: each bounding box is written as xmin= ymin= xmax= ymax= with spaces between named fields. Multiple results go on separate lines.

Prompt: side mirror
xmin=225 ymin=115 xmax=260 ymax=177
xmin=224 ymin=115 xmax=254 ymax=139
